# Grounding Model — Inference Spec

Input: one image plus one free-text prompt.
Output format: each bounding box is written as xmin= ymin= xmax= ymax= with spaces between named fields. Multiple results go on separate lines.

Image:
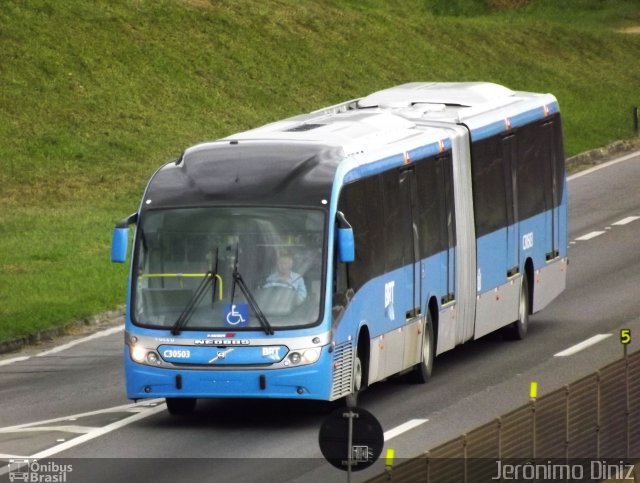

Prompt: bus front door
xmin=542 ymin=121 xmax=560 ymax=260
xmin=399 ymin=167 xmax=421 ymax=319
xmin=502 ymin=134 xmax=519 ymax=277
xmin=399 ymin=167 xmax=425 ymax=370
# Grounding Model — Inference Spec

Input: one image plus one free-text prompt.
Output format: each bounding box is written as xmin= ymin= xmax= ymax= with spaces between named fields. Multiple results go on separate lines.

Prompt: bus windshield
xmin=133 ymin=206 xmax=325 ymax=331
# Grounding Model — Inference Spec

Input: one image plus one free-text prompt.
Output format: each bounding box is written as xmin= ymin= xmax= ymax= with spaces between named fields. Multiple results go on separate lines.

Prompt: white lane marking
xmin=0 ymin=356 xmax=30 ymax=367
xmin=28 ymin=404 xmax=167 ymax=460
xmin=36 ymin=325 xmax=124 ymax=357
xmin=0 ymin=399 xmax=163 ymax=433
xmin=0 ymin=399 xmax=165 ymax=475
xmin=554 ymin=334 xmax=612 ymax=357
xmin=568 ymin=150 xmax=640 ymax=181
xmin=0 ymin=426 xmax=97 ymax=435
xmin=0 ymin=453 xmax=27 ymax=460
xmin=575 ymin=231 xmax=605 ymax=241
xmin=612 ymin=215 xmax=640 ymax=226
xmin=383 ymin=418 xmax=428 ymax=442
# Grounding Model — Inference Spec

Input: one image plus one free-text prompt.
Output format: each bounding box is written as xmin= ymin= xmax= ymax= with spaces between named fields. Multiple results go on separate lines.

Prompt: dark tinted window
xmin=382 ymin=170 xmax=403 ymax=271
xmin=516 ymin=123 xmax=546 ymax=220
xmin=416 ymin=154 xmax=456 ymax=257
xmin=416 ymin=157 xmax=443 ymax=257
xmin=338 ymin=175 xmax=384 ymax=290
xmin=438 ymin=154 xmax=457 ymax=250
xmin=548 ymin=116 xmax=565 ymax=208
xmin=472 ymin=114 xmax=566 ymax=236
xmin=340 ymin=153 xmax=459 ymax=292
xmin=471 ymin=138 xmax=508 ymax=237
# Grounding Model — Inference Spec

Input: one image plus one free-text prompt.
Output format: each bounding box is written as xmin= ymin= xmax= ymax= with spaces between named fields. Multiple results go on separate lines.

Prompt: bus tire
xmin=410 ymin=311 xmax=434 ymax=383
xmin=166 ymin=397 xmax=197 ymax=415
xmin=503 ymin=275 xmax=529 ymax=340
xmin=352 ymin=355 xmax=363 ymax=393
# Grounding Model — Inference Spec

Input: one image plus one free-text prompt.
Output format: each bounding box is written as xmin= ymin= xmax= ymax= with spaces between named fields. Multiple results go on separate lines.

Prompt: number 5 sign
xmin=620 ymin=329 xmax=631 ymax=345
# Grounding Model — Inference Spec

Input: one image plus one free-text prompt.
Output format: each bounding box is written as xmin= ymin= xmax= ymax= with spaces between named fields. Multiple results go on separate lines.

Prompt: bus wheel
xmin=352 ymin=355 xmax=363 ymax=393
xmin=504 ymin=276 xmax=529 ymax=340
xmin=410 ymin=311 xmax=434 ymax=383
xmin=166 ymin=397 xmax=197 ymax=415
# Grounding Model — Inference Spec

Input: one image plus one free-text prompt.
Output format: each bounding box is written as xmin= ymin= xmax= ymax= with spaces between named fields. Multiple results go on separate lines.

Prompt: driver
xmin=264 ymin=251 xmax=307 ymax=304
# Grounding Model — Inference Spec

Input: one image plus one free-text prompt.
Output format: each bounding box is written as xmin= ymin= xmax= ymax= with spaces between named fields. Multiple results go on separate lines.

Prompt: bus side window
xmin=382 ymin=170 xmax=403 ymax=271
xmin=333 ymin=258 xmax=349 ymax=303
xmin=337 ymin=175 xmax=384 ymax=292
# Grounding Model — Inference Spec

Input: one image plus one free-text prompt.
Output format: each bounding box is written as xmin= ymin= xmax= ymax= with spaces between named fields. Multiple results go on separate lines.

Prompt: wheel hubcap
xmin=519 ymin=281 xmax=527 ymax=328
xmin=353 ymin=357 xmax=362 ymax=392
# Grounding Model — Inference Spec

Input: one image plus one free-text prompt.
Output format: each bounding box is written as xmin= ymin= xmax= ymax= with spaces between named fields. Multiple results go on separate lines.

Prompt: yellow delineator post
xmin=385 ymin=448 xmax=395 ymax=467
xmin=530 ymin=381 xmax=538 ymax=459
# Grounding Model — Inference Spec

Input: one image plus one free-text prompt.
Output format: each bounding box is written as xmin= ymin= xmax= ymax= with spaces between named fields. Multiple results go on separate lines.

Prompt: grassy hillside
xmin=1 ymin=0 xmax=639 ymax=342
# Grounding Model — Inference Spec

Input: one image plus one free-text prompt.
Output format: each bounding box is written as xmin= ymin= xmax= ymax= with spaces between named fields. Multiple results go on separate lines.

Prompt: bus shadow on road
xmin=146 ymin=316 xmax=558 ymax=430
xmin=149 ymin=397 xmax=336 ymax=430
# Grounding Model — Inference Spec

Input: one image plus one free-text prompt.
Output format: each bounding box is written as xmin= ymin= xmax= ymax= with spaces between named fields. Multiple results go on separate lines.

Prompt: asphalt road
xmin=1 ymin=151 xmax=639 ymax=483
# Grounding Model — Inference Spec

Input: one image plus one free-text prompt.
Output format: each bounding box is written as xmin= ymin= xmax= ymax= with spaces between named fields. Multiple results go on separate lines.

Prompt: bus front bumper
xmin=124 ymin=347 xmax=334 ymax=401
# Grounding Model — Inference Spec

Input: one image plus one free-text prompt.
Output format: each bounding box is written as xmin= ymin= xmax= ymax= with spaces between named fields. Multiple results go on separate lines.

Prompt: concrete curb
xmin=0 ymin=307 xmax=125 ymax=355
xmin=566 ymin=138 xmax=640 ymax=174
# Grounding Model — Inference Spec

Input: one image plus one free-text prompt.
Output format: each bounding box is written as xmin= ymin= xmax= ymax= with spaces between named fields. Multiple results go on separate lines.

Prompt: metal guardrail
xmin=368 ymin=350 xmax=640 ymax=482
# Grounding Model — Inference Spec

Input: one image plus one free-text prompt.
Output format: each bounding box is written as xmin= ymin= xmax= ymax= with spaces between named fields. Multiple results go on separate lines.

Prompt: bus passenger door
xmin=542 ymin=121 xmax=560 ymax=260
xmin=502 ymin=135 xmax=519 ymax=277
xmin=399 ymin=168 xmax=421 ymax=318
xmin=436 ymin=154 xmax=456 ymax=305
xmin=399 ymin=167 xmax=423 ymax=371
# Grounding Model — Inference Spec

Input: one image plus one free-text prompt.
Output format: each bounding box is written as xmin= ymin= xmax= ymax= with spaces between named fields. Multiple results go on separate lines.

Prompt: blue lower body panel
xmin=125 ymin=347 xmax=333 ymax=401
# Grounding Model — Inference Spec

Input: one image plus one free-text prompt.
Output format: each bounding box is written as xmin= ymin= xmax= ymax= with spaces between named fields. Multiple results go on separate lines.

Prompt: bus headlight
xmin=302 ymin=348 xmax=320 ymax=364
xmin=288 ymin=352 xmax=301 ymax=365
xmin=131 ymin=345 xmax=147 ymax=363
xmin=287 ymin=348 xmax=321 ymax=366
xmin=146 ymin=351 xmax=161 ymax=365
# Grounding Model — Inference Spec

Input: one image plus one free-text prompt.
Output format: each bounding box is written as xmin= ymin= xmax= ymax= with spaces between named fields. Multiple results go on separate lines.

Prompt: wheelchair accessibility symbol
xmin=224 ymin=303 xmax=250 ymax=327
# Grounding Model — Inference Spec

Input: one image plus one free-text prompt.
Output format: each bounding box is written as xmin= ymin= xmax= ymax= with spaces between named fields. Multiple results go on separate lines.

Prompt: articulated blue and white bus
xmin=112 ymin=82 xmax=567 ymax=414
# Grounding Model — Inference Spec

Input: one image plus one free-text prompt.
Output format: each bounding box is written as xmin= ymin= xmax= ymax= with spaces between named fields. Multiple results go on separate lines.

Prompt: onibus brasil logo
xmin=8 ymin=459 xmax=72 ymax=482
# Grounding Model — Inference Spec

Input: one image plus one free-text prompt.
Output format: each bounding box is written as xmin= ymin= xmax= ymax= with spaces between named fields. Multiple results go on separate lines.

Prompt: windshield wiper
xmin=171 ymin=247 xmax=220 ymax=336
xmin=231 ymin=244 xmax=274 ymax=336
xmin=170 ymin=271 xmax=214 ymax=336
xmin=211 ymin=247 xmax=220 ymax=306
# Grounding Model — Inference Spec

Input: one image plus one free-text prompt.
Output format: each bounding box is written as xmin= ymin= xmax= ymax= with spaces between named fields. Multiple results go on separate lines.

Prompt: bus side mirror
xmin=336 ymin=211 xmax=355 ymax=263
xmin=111 ymin=213 xmax=137 ymax=263
xmin=338 ymin=228 xmax=355 ymax=263
xmin=111 ymin=228 xmax=129 ymax=263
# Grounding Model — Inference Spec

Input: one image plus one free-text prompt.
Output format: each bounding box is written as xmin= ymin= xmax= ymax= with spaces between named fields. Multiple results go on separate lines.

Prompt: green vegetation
xmin=1 ymin=0 xmax=639 ymax=342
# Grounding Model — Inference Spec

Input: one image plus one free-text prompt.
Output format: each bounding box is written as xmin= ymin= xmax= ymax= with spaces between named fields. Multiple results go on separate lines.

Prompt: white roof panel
xmin=358 ymin=82 xmax=515 ymax=108
xmin=222 ymin=82 xmax=556 ymax=158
